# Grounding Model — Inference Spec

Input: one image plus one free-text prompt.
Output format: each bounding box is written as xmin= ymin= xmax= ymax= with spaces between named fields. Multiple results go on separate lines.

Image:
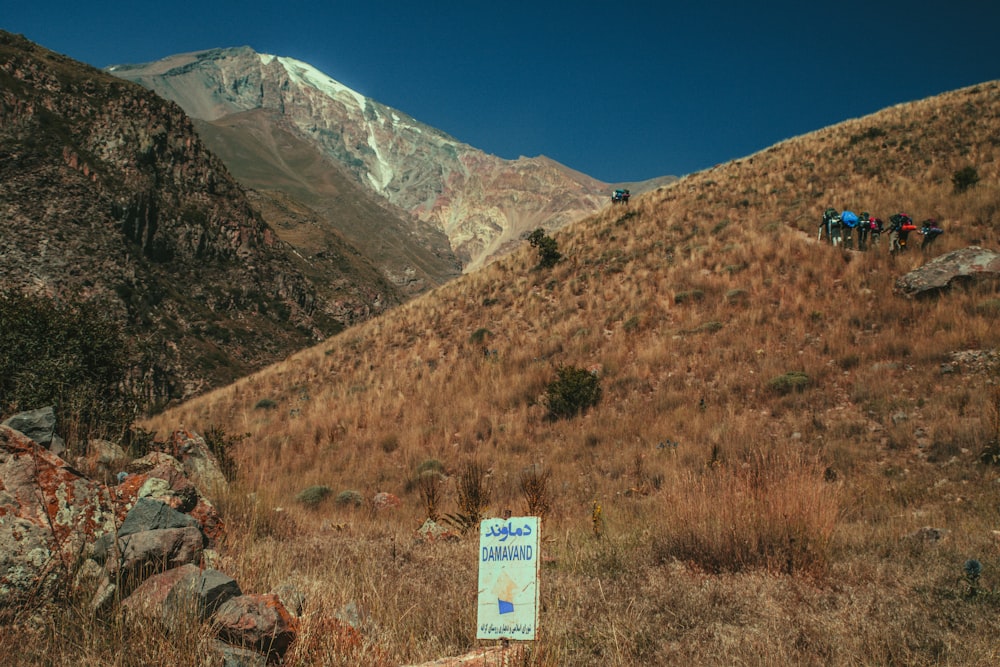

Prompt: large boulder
xmin=895 ymin=246 xmax=1000 ymax=297
xmin=0 ymin=424 xmax=116 ymax=611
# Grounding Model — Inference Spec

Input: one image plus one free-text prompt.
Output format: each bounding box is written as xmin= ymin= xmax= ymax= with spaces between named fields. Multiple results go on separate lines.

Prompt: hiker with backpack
xmin=870 ymin=216 xmax=884 ymax=248
xmin=857 ymin=212 xmax=872 ymax=250
xmin=841 ymin=210 xmax=859 ymax=250
xmin=919 ymin=219 xmax=944 ymax=251
xmin=819 ymin=208 xmax=841 ymax=245
xmin=889 ymin=213 xmax=916 ymax=254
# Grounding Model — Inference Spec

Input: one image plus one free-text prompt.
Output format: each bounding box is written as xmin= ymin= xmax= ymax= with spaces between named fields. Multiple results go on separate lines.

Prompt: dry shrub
xmin=652 ymin=450 xmax=839 ymax=576
xmin=519 ymin=464 xmax=552 ymax=518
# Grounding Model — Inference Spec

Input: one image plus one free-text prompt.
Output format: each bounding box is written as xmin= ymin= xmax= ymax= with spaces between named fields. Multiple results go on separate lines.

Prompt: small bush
xmin=767 ymin=371 xmax=811 ymax=395
xmin=469 ymin=327 xmax=493 ymax=344
xmin=335 ymin=489 xmax=364 ymax=508
xmin=527 ymin=228 xmax=562 ymax=269
xmin=416 ymin=458 xmax=445 ymax=476
xmin=296 ymin=485 xmax=332 ymax=508
xmin=674 ymin=289 xmax=705 ymax=304
xmin=543 ymin=365 xmax=602 ymax=420
xmin=952 ymin=165 xmax=980 ymax=193
xmin=254 ymin=398 xmax=277 ymax=410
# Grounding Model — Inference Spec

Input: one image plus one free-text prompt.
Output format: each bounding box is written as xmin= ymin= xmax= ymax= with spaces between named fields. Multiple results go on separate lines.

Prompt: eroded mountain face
xmin=110 ymin=47 xmax=612 ymax=270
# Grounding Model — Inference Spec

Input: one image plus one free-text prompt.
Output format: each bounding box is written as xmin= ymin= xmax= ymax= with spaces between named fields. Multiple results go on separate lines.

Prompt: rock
xmin=93 ymin=525 xmax=205 ymax=611
xmin=118 ymin=497 xmax=200 ymax=538
xmin=2 ymin=405 xmax=66 ymax=456
xmin=895 ymin=246 xmax=1000 ymax=298
xmin=121 ymin=563 xmax=202 ymax=621
xmin=272 ymin=582 xmax=306 ymax=617
xmin=165 ymin=429 xmax=229 ymax=497
xmin=373 ymin=491 xmax=401 ymax=511
xmin=78 ymin=438 xmax=127 ymax=480
xmin=214 ymin=593 xmax=298 ymax=660
xmin=415 ymin=518 xmax=460 ymax=543
xmin=163 ymin=567 xmax=242 ymax=623
xmin=0 ymin=425 xmax=116 ymax=609
xmin=210 ymin=640 xmax=268 ymax=667
xmin=112 ymin=526 xmax=205 ymax=587
xmin=113 ymin=455 xmax=224 ymax=544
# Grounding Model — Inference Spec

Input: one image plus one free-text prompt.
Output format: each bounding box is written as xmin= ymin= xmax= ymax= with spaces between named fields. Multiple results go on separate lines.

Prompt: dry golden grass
xmin=13 ymin=82 xmax=1000 ymax=665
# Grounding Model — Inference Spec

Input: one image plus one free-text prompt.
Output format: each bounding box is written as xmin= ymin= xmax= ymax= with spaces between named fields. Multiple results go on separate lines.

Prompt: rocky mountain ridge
xmin=109 ymin=47 xmax=634 ymax=271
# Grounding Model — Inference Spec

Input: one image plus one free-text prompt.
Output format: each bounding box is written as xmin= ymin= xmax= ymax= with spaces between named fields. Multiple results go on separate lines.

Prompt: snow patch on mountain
xmin=276 ymin=55 xmax=366 ymax=111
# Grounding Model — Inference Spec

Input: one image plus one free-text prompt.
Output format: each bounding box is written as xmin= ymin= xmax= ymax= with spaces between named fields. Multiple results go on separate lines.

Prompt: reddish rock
xmin=121 ymin=563 xmax=201 ymax=621
xmin=0 ymin=425 xmax=116 ymax=608
xmin=214 ymin=593 xmax=299 ymax=660
xmin=373 ymin=491 xmax=401 ymax=511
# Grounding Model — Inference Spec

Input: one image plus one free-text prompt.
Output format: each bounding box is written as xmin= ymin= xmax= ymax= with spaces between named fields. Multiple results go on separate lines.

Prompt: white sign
xmin=476 ymin=516 xmax=540 ymax=640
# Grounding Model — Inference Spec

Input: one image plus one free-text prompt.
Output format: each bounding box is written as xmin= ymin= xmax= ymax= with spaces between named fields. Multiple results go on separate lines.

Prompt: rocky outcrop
xmin=895 ymin=247 xmax=1000 ymax=297
xmin=0 ymin=421 xmax=302 ymax=662
xmin=0 ymin=424 xmax=117 ymax=612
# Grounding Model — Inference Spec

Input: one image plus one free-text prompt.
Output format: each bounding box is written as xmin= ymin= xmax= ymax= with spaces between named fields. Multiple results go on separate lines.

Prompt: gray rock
xmin=895 ymin=246 xmax=1000 ymax=298
xmin=164 ymin=567 xmax=242 ymax=622
xmin=118 ymin=497 xmax=200 ymax=538
xmin=112 ymin=526 xmax=205 ymax=590
xmin=2 ymin=405 xmax=65 ymax=456
xmin=211 ymin=640 xmax=268 ymax=667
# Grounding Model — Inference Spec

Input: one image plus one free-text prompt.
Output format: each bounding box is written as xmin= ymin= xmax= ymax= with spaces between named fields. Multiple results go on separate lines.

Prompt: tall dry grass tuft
xmin=651 ymin=449 xmax=839 ymax=577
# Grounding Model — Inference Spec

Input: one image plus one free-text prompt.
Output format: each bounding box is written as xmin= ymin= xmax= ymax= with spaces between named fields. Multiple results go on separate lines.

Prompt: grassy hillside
xmin=27 ymin=82 xmax=1000 ymax=665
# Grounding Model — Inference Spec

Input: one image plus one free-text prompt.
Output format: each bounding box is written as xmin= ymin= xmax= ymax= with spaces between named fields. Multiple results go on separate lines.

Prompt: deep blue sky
xmin=6 ymin=1 xmax=1000 ymax=182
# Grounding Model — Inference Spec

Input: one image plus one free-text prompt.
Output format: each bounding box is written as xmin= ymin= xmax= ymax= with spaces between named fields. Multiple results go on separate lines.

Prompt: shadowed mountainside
xmin=0 ymin=32 xmax=402 ymax=406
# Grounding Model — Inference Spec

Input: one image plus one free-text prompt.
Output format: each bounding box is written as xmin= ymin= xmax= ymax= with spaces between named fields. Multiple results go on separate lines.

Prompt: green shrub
xmin=335 ymin=489 xmax=364 ymax=508
xmin=674 ymin=289 xmax=705 ymax=304
xmin=295 ymin=485 xmax=332 ymax=508
xmin=416 ymin=458 xmax=445 ymax=476
xmin=469 ymin=327 xmax=493 ymax=344
xmin=767 ymin=371 xmax=811 ymax=395
xmin=952 ymin=166 xmax=980 ymax=193
xmin=543 ymin=365 xmax=602 ymax=419
xmin=254 ymin=398 xmax=277 ymax=410
xmin=527 ymin=228 xmax=562 ymax=269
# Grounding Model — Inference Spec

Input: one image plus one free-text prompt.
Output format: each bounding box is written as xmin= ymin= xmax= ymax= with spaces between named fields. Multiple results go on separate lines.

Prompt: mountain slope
xmin=0 ymin=32 xmax=400 ymax=405
xmin=143 ymin=81 xmax=1000 ymax=662
xmin=109 ymin=47 xmax=615 ymax=271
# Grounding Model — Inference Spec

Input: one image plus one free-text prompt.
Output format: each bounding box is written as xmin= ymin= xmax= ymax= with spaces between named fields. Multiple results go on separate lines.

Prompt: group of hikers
xmin=611 ymin=188 xmax=631 ymax=205
xmin=818 ymin=208 xmax=944 ymax=254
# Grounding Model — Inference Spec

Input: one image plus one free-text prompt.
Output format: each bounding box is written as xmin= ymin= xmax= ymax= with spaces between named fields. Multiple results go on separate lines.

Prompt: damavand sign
xmin=476 ymin=516 xmax=540 ymax=640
